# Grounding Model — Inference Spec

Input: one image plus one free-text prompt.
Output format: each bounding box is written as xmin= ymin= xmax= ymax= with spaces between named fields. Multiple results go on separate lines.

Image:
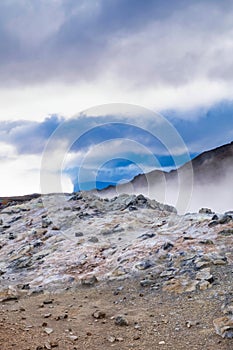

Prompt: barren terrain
xmin=0 ymin=192 xmax=233 ymax=349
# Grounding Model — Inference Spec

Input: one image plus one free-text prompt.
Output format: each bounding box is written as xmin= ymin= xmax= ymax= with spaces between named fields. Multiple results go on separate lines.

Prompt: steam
xmin=99 ymin=162 xmax=233 ymax=214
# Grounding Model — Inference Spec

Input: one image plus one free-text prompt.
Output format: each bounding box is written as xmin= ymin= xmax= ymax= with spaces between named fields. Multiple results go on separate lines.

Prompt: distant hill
xmin=99 ymin=142 xmax=233 ymax=213
xmin=74 ymin=180 xmax=118 ymax=192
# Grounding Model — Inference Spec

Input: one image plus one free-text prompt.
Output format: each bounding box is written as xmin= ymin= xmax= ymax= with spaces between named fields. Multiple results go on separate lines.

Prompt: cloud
xmin=0 ymin=98 xmax=232 ymax=195
xmin=0 ymin=0 xmax=188 ymax=84
xmin=0 ymin=139 xmax=73 ymax=196
xmin=1 ymin=1 xmax=233 ymax=196
xmin=1 ymin=100 xmax=232 ymax=161
xmin=1 ymin=0 xmax=232 ymax=86
xmin=0 ymin=149 xmax=41 ymax=196
xmin=165 ymin=100 xmax=233 ymax=152
xmin=1 ymin=0 xmax=233 ymax=120
xmin=0 ymin=115 xmax=63 ymax=154
xmin=0 ymin=155 xmax=73 ymax=196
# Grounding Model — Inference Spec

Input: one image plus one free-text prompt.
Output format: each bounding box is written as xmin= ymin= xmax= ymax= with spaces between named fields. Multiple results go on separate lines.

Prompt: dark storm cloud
xmin=1 ymin=0 xmax=233 ymax=87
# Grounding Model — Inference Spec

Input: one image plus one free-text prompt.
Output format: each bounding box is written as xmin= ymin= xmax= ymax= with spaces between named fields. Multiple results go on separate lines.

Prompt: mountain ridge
xmin=99 ymin=141 xmax=233 ymax=213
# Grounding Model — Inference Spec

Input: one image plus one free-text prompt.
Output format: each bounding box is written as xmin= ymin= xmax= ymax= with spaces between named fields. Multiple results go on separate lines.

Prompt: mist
xmin=98 ymin=143 xmax=233 ymax=214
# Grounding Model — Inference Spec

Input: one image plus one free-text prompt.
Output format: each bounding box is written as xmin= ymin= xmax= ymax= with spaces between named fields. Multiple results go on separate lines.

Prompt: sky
xmin=0 ymin=0 xmax=233 ymax=195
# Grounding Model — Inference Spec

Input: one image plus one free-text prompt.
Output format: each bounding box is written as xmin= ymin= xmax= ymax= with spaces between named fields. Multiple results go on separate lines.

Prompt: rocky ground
xmin=0 ymin=192 xmax=233 ymax=349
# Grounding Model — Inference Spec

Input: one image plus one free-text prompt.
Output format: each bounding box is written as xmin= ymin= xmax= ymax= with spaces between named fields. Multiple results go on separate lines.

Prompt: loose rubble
xmin=0 ymin=192 xmax=233 ymax=347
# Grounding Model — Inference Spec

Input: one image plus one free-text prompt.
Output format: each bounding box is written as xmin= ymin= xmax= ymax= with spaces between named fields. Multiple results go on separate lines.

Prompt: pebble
xmin=213 ymin=316 xmax=233 ymax=338
xmin=75 ymin=232 xmax=84 ymax=237
xmin=44 ymin=342 xmax=52 ymax=349
xmin=199 ymin=280 xmax=211 ymax=291
xmin=135 ymin=260 xmax=153 ymax=270
xmin=44 ymin=327 xmax=54 ymax=335
xmin=43 ymin=299 xmax=53 ymax=305
xmin=107 ymin=336 xmax=116 ymax=343
xmin=92 ymin=310 xmax=106 ymax=319
xmin=115 ymin=315 xmax=129 ymax=326
xmin=81 ymin=275 xmax=98 ymax=287
xmin=67 ymin=335 xmax=78 ymax=341
xmin=196 ymin=269 xmax=213 ymax=282
xmin=88 ymin=236 xmax=99 ymax=243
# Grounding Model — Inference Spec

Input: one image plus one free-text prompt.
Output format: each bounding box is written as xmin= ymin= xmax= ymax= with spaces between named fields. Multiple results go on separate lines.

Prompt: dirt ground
xmin=1 ymin=276 xmax=233 ymax=350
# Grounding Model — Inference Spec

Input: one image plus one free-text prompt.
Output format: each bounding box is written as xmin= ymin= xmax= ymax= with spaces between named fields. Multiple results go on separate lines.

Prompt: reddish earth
xmin=0 ymin=277 xmax=233 ymax=350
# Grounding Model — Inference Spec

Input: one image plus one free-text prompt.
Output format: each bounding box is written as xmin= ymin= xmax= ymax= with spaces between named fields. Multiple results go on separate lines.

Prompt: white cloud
xmin=1 ymin=78 xmax=231 ymax=123
xmin=1 ymin=0 xmax=233 ymax=196
xmin=0 ymin=142 xmax=16 ymax=159
xmin=0 ymin=152 xmax=41 ymax=196
xmin=0 ymin=141 xmax=73 ymax=196
xmin=64 ymin=139 xmax=158 ymax=170
xmin=1 ymin=1 xmax=233 ymax=122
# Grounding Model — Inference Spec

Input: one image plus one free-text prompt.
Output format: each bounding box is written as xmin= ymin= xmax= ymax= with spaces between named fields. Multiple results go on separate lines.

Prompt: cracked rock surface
xmin=0 ymin=192 xmax=233 ymax=348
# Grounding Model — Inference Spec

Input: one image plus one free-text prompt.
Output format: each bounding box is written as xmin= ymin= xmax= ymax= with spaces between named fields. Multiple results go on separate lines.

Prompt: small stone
xmin=140 ymin=279 xmax=154 ymax=287
xmin=134 ymin=324 xmax=141 ymax=330
xmin=8 ymin=232 xmax=17 ymax=240
xmin=55 ymin=313 xmax=68 ymax=320
xmin=161 ymin=242 xmax=174 ymax=250
xmin=113 ymin=286 xmax=124 ymax=295
xmin=199 ymin=208 xmax=213 ymax=214
xmin=92 ymin=310 xmax=106 ymax=319
xmin=212 ymin=259 xmax=227 ymax=266
xmin=88 ymin=236 xmax=99 ymax=243
xmin=44 ymin=342 xmax=52 ymax=349
xmin=195 ymin=261 xmax=210 ymax=269
xmin=81 ymin=275 xmax=98 ymax=287
xmin=0 ymin=286 xmax=19 ymax=302
xmin=135 ymin=260 xmax=153 ymax=270
xmin=219 ymin=215 xmax=232 ymax=224
xmin=159 ymin=340 xmax=166 ymax=345
xmin=42 ymin=218 xmax=52 ymax=228
xmin=44 ymin=327 xmax=54 ymax=335
xmin=138 ymin=233 xmax=156 ymax=240
xmin=75 ymin=232 xmax=84 ymax=237
xmin=196 ymin=269 xmax=213 ymax=282
xmin=115 ymin=315 xmax=129 ymax=326
xmin=67 ymin=335 xmax=78 ymax=341
xmin=116 ymin=337 xmax=124 ymax=342
xmin=133 ymin=335 xmax=141 ymax=340
xmin=199 ymin=239 xmax=214 ymax=245
xmin=52 ymin=226 xmax=60 ymax=230
xmin=50 ymin=341 xmax=59 ymax=348
xmin=112 ymin=266 xmax=127 ymax=276
xmin=213 ymin=316 xmax=233 ymax=338
xmin=107 ymin=336 xmax=116 ymax=343
xmin=160 ymin=269 xmax=175 ymax=278
xmin=199 ymin=280 xmax=211 ymax=290
xmin=101 ymin=229 xmax=114 ymax=236
xmin=43 ymin=299 xmax=53 ymax=305
xmin=186 ymin=320 xmax=194 ymax=328
xmin=208 ymin=220 xmax=219 ymax=227
xmin=44 ymin=313 xmax=52 ymax=318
